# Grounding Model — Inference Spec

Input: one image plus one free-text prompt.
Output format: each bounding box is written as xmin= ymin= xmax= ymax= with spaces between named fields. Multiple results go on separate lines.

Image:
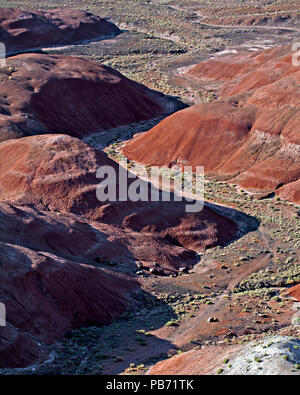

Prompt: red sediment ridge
xmin=0 ymin=133 xmax=238 ymax=367
xmin=0 ymin=7 xmax=120 ymax=54
xmin=123 ymin=46 xmax=300 ymax=203
xmin=0 ymin=53 xmax=176 ymax=142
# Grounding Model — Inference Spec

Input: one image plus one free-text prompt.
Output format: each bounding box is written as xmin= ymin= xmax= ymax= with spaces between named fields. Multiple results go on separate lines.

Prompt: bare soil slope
xmin=123 ymin=46 xmax=300 ymax=203
xmin=0 ymin=134 xmax=237 ymax=262
xmin=149 ymin=336 xmax=300 ymax=375
xmin=0 ymin=8 xmax=120 ymax=54
xmin=0 ymin=54 xmax=177 ymax=142
xmin=0 ymin=133 xmax=239 ymax=368
xmin=289 ymin=284 xmax=300 ymax=302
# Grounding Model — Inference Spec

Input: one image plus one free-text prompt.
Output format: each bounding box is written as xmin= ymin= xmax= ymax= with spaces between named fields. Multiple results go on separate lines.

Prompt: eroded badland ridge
xmin=0 ymin=0 xmax=299 ymax=375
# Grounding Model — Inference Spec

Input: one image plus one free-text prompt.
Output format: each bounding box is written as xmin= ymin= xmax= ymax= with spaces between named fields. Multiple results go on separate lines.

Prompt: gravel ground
xmin=220 ymin=335 xmax=300 ymax=375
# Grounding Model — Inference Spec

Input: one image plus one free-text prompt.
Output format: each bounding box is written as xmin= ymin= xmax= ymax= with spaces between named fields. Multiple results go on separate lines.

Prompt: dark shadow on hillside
xmin=5 ymin=30 xmax=123 ymax=58
xmin=205 ymin=201 xmax=260 ymax=241
xmin=39 ymin=289 xmax=178 ymax=375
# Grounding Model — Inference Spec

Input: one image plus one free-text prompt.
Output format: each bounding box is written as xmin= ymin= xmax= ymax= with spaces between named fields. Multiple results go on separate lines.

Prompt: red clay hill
xmin=0 ymin=134 xmax=238 ymax=368
xmin=0 ymin=207 xmax=138 ymax=368
xmin=0 ymin=53 xmax=178 ymax=142
xmin=0 ymin=8 xmax=120 ymax=55
xmin=0 ymin=134 xmax=237 ymax=260
xmin=123 ymin=46 xmax=300 ymax=204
